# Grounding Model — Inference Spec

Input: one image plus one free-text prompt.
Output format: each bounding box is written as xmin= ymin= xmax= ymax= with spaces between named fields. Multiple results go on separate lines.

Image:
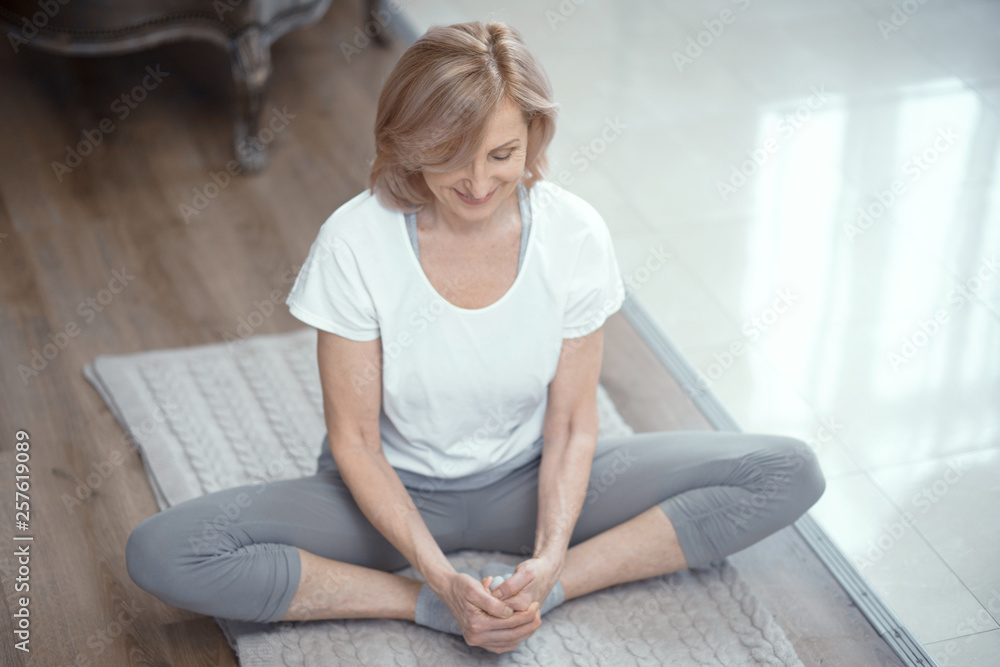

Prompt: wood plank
xmin=600 ymin=311 xmax=713 ymax=433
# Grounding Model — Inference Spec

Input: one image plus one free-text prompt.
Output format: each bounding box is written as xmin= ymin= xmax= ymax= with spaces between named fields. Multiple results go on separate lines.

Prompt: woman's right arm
xmin=317 ymin=330 xmax=456 ymax=589
xmin=317 ymin=330 xmax=542 ymax=653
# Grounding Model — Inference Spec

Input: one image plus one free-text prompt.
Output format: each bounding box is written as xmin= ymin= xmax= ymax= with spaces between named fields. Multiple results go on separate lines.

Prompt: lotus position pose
xmin=125 ymin=21 xmax=825 ymax=655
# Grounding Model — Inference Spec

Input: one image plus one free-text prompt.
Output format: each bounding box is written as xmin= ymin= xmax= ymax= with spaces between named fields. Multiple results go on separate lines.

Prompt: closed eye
xmin=492 ymin=153 xmax=513 ymax=161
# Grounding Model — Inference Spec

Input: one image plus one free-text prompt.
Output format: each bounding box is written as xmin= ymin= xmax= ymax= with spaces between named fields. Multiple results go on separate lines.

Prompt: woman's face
xmin=422 ymin=98 xmax=529 ymax=226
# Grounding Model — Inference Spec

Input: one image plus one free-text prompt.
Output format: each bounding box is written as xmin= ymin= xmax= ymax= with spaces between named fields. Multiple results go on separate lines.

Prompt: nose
xmin=460 ymin=159 xmax=492 ymax=199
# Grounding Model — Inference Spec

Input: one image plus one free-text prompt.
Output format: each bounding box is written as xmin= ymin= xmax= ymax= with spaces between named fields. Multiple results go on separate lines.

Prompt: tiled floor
xmin=391 ymin=0 xmax=999 ymax=663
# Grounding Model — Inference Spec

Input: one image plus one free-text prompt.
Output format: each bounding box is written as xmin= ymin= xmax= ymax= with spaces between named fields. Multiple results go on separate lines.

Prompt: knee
xmin=770 ymin=435 xmax=826 ymax=510
xmin=740 ymin=435 xmax=826 ymax=511
xmin=125 ymin=513 xmax=175 ymax=598
xmin=126 ymin=509 xmax=213 ymax=604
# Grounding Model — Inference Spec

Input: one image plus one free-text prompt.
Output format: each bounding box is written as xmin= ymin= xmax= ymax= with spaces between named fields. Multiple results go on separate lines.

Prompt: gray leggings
xmin=125 ymin=430 xmax=825 ymax=624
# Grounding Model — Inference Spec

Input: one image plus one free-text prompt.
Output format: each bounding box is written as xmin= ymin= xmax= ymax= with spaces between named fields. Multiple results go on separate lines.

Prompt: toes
xmin=481 ymin=561 xmax=515 ymax=579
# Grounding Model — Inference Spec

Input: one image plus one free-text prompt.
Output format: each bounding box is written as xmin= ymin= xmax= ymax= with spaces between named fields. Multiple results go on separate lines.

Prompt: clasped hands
xmin=435 ymin=554 xmax=562 ymax=654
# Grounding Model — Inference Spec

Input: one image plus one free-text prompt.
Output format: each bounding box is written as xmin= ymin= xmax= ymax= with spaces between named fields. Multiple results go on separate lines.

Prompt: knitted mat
xmin=84 ymin=328 xmax=803 ymax=667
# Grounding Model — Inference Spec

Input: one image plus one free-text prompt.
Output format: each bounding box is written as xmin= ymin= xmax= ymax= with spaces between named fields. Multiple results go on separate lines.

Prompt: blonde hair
xmin=368 ymin=21 xmax=558 ymax=212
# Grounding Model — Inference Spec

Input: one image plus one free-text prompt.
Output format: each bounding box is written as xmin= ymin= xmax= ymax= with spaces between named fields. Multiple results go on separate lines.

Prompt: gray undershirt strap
xmin=405 ymin=182 xmax=531 ymax=271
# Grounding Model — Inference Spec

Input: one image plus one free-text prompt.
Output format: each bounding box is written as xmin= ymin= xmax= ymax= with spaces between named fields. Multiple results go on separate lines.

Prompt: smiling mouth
xmin=454 ymin=187 xmax=496 ymax=205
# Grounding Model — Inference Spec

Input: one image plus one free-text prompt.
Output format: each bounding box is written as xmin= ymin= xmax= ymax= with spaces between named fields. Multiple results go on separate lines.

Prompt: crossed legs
xmin=126 ymin=431 xmax=824 ymax=627
xmin=280 ymin=503 xmax=686 ymax=621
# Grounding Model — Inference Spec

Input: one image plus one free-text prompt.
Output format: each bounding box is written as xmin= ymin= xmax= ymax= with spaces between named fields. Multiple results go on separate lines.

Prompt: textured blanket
xmin=85 ymin=327 xmax=803 ymax=666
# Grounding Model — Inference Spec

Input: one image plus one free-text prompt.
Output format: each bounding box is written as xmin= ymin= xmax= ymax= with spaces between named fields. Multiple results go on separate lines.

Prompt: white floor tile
xmin=928 ymin=629 xmax=1000 ymax=667
xmin=678 ymin=343 xmax=859 ymax=478
xmin=871 ymin=448 xmax=1000 ymax=615
xmin=810 ymin=472 xmax=995 ymax=644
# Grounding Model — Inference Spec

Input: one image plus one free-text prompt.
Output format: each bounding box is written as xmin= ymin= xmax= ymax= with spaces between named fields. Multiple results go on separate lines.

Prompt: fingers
xmin=491 ymin=564 xmax=534 ymax=601
xmin=467 ymin=579 xmax=514 ymax=619
xmin=467 ymin=603 xmax=543 ymax=653
xmin=482 ymin=576 xmax=523 ymax=610
xmin=471 ymin=601 xmax=540 ymax=633
xmin=495 ymin=591 xmax=533 ymax=612
xmin=480 ymin=574 xmax=530 ymax=611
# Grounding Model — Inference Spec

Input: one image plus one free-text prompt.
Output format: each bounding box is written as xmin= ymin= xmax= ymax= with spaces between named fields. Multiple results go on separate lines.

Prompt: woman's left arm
xmin=489 ymin=326 xmax=604 ymax=610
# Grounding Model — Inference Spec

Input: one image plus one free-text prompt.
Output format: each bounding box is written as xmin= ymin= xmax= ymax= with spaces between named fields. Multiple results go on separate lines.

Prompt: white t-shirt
xmin=286 ymin=179 xmax=625 ymax=484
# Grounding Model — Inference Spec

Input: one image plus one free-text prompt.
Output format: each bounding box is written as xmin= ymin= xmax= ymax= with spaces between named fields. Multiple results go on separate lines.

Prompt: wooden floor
xmin=0 ymin=2 xmax=900 ymax=664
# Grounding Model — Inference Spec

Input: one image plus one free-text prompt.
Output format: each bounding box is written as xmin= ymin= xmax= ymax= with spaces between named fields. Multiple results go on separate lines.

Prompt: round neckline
xmin=400 ymin=184 xmax=533 ymax=314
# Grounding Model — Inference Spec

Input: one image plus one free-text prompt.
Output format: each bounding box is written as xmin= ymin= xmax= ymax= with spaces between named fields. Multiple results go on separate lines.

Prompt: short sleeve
xmin=562 ymin=214 xmax=626 ymax=338
xmin=285 ymin=231 xmax=380 ymax=341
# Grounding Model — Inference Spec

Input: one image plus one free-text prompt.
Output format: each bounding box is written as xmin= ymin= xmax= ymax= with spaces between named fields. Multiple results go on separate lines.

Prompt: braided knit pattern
xmin=220 ymin=552 xmax=803 ymax=667
xmin=88 ymin=328 xmax=803 ymax=666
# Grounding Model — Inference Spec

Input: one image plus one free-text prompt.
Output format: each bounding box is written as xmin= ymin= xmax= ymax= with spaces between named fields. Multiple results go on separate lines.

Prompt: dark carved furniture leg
xmin=365 ymin=0 xmax=388 ymax=47
xmin=229 ymin=25 xmax=271 ymax=173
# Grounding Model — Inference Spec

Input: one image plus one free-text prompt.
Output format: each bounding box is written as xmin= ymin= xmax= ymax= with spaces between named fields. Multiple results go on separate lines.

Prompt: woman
xmin=125 ymin=21 xmax=825 ymax=655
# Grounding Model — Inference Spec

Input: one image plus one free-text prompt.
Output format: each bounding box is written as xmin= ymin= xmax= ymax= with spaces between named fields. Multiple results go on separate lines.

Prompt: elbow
xmin=543 ymin=412 xmax=599 ymax=452
xmin=331 ymin=439 xmax=383 ymax=469
xmin=327 ymin=428 xmax=384 ymax=471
